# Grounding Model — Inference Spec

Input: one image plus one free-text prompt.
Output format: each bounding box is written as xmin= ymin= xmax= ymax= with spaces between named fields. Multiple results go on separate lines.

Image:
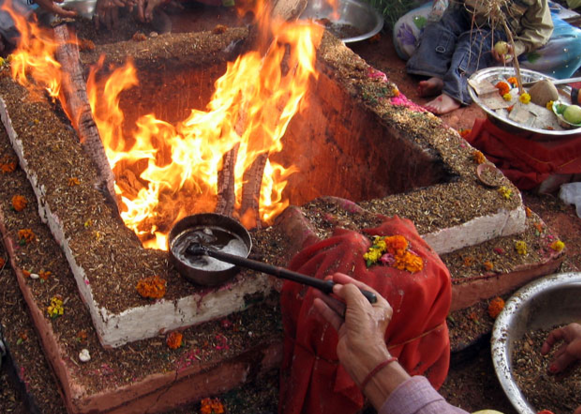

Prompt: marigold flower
xmin=136 ymin=275 xmax=167 ymax=299
xmin=483 ymin=261 xmax=494 ymax=271
xmin=503 ymin=93 xmax=512 ymax=101
xmin=47 ymin=296 xmax=64 ymax=318
xmin=550 ymin=240 xmax=565 ymax=252
xmin=384 ymin=235 xmax=408 ymax=256
xmin=515 ymin=241 xmax=527 ymax=255
xmin=394 ymin=251 xmax=424 ymax=273
xmin=473 ymin=150 xmax=486 ymax=164
xmin=498 ymin=186 xmax=512 ymax=200
xmin=68 ymin=177 xmax=80 ymax=186
xmin=507 ymin=77 xmax=518 ymax=87
xmin=488 ymin=297 xmax=505 ymax=319
xmin=546 ymin=100 xmax=554 ymax=110
xmin=364 ymin=235 xmax=421 ymax=272
xmin=18 ymin=229 xmax=36 ymax=244
xmin=200 ymin=397 xmax=225 ymax=414
xmin=463 ymin=256 xmax=475 ymax=267
xmin=495 ymin=81 xmax=510 ymax=96
xmin=519 ymin=92 xmax=531 ymax=104
xmin=39 ymin=270 xmax=51 ymax=281
xmin=166 ymin=331 xmax=183 ymax=349
xmin=11 ymin=195 xmax=27 ymax=212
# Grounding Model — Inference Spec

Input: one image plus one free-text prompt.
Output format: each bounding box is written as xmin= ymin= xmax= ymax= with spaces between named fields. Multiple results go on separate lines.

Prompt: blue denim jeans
xmin=406 ymin=6 xmax=507 ymax=105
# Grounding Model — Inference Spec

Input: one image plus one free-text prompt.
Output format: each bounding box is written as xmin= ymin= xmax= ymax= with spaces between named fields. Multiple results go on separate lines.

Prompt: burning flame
xmin=1 ymin=0 xmax=63 ymax=97
xmin=4 ymin=0 xmax=323 ymax=250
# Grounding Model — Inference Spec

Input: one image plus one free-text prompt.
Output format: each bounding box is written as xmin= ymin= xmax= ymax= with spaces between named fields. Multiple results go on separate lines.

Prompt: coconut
xmin=528 ymin=79 xmax=559 ymax=107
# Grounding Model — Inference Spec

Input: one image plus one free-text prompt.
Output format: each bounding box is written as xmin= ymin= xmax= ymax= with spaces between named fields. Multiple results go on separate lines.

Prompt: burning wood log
xmin=271 ymin=0 xmax=308 ymax=21
xmin=53 ymin=24 xmax=119 ymax=213
xmin=240 ymin=152 xmax=269 ymax=229
xmin=215 ymin=143 xmax=240 ymax=217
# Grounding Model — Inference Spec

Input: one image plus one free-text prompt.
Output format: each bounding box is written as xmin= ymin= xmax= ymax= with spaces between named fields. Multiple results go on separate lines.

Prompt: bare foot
xmin=424 ymin=93 xmax=461 ymax=115
xmin=418 ymin=77 xmax=444 ymax=97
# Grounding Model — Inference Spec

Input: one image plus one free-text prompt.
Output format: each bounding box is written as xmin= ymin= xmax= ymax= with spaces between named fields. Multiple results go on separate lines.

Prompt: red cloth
xmin=464 ymin=118 xmax=581 ymax=190
xmin=279 ymin=216 xmax=452 ymax=414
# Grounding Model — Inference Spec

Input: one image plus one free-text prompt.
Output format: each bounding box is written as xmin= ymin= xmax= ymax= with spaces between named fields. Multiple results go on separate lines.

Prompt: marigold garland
xmin=550 ymin=240 xmax=565 ymax=252
xmin=495 ymin=81 xmax=510 ymax=96
xmin=136 ymin=275 xmax=167 ymax=299
xmin=488 ymin=297 xmax=505 ymax=319
xmin=200 ymin=397 xmax=225 ymax=414
xmin=166 ymin=331 xmax=183 ymax=349
xmin=363 ymin=235 xmax=423 ymax=273
xmin=11 ymin=195 xmax=27 ymax=212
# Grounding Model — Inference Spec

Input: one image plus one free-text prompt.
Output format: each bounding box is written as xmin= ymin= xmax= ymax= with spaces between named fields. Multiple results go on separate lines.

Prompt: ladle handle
xmin=200 ymin=247 xmax=377 ymax=304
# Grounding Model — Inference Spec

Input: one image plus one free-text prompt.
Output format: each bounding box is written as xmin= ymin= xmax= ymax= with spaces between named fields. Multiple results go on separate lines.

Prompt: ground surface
xmin=2 ymin=4 xmax=581 ymax=414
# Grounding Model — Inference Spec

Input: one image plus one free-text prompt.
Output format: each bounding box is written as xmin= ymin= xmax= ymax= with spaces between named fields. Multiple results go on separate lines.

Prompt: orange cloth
xmin=465 ymin=118 xmax=581 ymax=190
xmin=279 ymin=216 xmax=452 ymax=414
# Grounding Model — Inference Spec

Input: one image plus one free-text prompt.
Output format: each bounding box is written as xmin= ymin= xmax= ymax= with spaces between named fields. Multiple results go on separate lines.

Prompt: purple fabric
xmin=379 ymin=376 xmax=469 ymax=414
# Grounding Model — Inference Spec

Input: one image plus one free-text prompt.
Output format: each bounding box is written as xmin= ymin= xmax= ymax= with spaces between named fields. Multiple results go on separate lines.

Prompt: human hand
xmin=34 ymin=0 xmax=78 ymax=18
xmin=94 ymin=0 xmax=133 ymax=29
xmin=136 ymin=0 xmax=165 ymax=23
xmin=312 ymin=273 xmax=393 ymax=385
xmin=491 ymin=42 xmax=514 ymax=64
xmin=541 ymin=323 xmax=581 ymax=374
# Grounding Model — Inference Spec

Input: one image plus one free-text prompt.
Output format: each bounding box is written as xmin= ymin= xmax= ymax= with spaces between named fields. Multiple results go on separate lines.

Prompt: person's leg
xmin=406 ymin=6 xmax=470 ymax=97
xmin=425 ymin=28 xmax=506 ymax=114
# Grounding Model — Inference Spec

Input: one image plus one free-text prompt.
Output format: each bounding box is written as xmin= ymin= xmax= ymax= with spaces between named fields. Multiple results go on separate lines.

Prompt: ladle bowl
xmin=168 ymin=213 xmax=252 ymax=286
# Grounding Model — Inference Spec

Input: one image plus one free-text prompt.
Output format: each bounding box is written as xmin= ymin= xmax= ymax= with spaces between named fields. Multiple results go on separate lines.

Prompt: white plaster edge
xmin=422 ymin=197 xmax=526 ymax=255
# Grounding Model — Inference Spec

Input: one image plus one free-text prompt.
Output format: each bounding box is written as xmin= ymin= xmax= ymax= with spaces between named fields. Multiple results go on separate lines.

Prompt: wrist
xmin=363 ymin=360 xmax=410 ymax=410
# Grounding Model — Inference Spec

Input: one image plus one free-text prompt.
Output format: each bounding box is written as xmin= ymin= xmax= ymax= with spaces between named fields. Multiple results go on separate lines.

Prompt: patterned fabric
xmin=393 ymin=1 xmax=581 ymax=79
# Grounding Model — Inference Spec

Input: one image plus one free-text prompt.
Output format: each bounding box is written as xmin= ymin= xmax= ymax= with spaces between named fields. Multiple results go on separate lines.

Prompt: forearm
xmin=513 ymin=0 xmax=553 ymax=56
xmin=378 ymin=376 xmax=470 ymax=414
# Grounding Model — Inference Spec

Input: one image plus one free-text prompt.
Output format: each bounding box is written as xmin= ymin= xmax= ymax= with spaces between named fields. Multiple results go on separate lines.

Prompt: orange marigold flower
xmin=507 ymin=77 xmax=518 ymax=87
xmin=550 ymin=240 xmax=565 ymax=252
xmin=483 ymin=261 xmax=494 ymax=271
xmin=495 ymin=81 xmax=510 ymax=96
xmin=488 ymin=297 xmax=505 ymax=319
xmin=0 ymin=160 xmax=17 ymax=173
xmin=384 ymin=235 xmax=408 ymax=256
xmin=136 ymin=275 xmax=167 ymax=299
xmin=12 ymin=195 xmax=28 ymax=212
xmin=166 ymin=331 xmax=183 ymax=349
xmin=200 ymin=397 xmax=225 ymax=414
xmin=39 ymin=270 xmax=52 ymax=281
xmin=18 ymin=229 xmax=36 ymax=244
xmin=394 ymin=251 xmax=424 ymax=273
xmin=68 ymin=177 xmax=80 ymax=186
xmin=473 ymin=150 xmax=486 ymax=164
xmin=463 ymin=256 xmax=475 ymax=267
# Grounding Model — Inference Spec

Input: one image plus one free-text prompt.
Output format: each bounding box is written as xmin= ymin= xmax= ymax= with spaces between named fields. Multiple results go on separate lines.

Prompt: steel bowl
xmin=299 ymin=0 xmax=384 ymax=43
xmin=491 ymin=272 xmax=581 ymax=414
xmin=468 ymin=67 xmax=577 ymax=139
xmin=168 ymin=213 xmax=252 ymax=286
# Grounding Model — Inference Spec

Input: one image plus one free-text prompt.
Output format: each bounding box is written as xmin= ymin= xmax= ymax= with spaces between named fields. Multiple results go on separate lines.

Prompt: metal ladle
xmin=186 ymin=244 xmax=377 ymax=304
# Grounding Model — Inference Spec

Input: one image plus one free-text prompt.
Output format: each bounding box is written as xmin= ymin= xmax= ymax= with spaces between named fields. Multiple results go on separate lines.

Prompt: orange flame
xmin=7 ymin=0 xmax=323 ymax=250
xmin=1 ymin=0 xmax=63 ymax=97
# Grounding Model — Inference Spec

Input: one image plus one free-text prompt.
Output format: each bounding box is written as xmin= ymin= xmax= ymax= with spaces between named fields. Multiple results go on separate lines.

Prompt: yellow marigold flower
xmin=498 ymin=186 xmax=512 ymax=200
xmin=515 ymin=241 xmax=527 ymax=255
xmin=363 ymin=248 xmax=383 ymax=264
xmin=519 ymin=93 xmax=531 ymax=104
xmin=47 ymin=296 xmax=64 ymax=318
xmin=546 ymin=100 xmax=554 ymax=110
xmin=550 ymin=240 xmax=565 ymax=252
xmin=503 ymin=93 xmax=512 ymax=101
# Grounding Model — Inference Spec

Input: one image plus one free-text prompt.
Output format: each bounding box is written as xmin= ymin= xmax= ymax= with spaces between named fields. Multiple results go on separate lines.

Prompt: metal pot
xmin=168 ymin=213 xmax=252 ymax=286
